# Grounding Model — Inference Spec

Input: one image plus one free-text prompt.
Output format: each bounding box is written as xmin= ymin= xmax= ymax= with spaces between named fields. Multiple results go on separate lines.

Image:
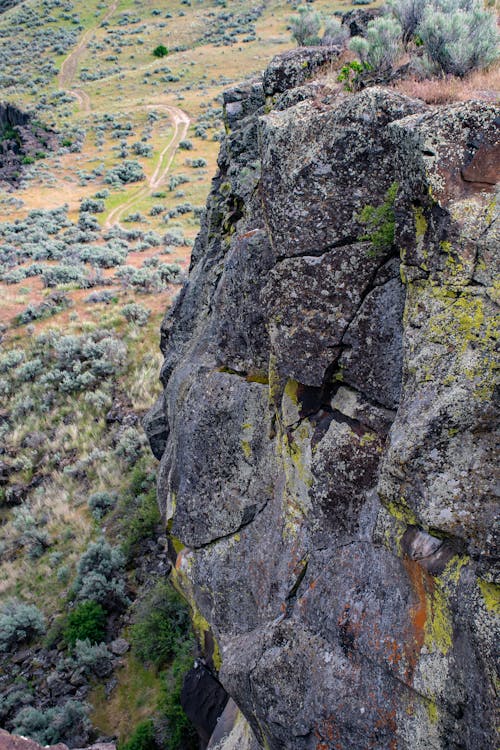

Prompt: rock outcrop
xmin=0 ymin=103 xmax=56 ymax=186
xmin=146 ymin=51 xmax=499 ymax=750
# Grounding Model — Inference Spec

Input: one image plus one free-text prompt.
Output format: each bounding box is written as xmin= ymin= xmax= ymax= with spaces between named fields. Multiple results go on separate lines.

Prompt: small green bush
xmin=153 ymin=44 xmax=168 ymax=58
xmin=131 ymin=581 xmax=191 ymax=669
xmin=120 ymin=720 xmax=158 ymax=750
xmin=358 ymin=182 xmax=399 ymax=255
xmin=158 ymin=641 xmax=198 ymax=750
xmin=64 ymin=601 xmax=107 ymax=647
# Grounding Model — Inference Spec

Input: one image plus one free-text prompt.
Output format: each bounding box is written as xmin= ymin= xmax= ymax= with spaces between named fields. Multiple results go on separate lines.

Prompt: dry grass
xmin=393 ymin=66 xmax=500 ymax=104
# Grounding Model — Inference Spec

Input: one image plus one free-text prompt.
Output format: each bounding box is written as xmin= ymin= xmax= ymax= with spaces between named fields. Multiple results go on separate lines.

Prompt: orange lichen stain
xmin=314 ymin=716 xmax=343 ymax=750
xmin=175 ymin=549 xmax=186 ymax=571
xmin=386 ymin=638 xmax=404 ymax=668
xmin=403 ymin=556 xmax=434 ymax=679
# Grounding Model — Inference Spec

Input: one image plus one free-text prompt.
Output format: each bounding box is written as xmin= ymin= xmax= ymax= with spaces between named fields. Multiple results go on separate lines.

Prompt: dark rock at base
xmin=181 ymin=662 xmax=229 ymax=747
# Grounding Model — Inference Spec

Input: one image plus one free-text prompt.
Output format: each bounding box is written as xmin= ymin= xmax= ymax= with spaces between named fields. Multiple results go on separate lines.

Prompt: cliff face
xmin=146 ymin=51 xmax=499 ymax=750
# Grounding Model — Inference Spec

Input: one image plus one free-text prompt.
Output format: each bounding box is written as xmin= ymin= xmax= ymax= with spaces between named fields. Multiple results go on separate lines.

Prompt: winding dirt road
xmin=58 ymin=5 xmax=190 ymax=226
xmin=104 ymin=105 xmax=190 ymax=229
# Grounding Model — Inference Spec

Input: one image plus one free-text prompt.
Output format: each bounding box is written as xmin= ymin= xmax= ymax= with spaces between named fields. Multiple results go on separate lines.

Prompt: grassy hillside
xmin=0 ymin=0 xmax=362 ymax=745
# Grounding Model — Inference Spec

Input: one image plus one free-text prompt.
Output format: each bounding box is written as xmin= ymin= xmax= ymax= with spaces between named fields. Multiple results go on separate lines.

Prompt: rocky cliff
xmin=145 ymin=49 xmax=499 ymax=750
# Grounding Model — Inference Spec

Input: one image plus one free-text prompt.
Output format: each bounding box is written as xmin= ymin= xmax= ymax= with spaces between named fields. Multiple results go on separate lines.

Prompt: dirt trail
xmin=104 ymin=105 xmax=190 ymax=229
xmin=57 ymin=5 xmax=190 ymax=229
xmin=58 ymin=1 xmax=118 ymax=91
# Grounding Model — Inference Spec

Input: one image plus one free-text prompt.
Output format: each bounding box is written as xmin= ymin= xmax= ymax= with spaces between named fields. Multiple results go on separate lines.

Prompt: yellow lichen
xmin=424 ymin=582 xmax=453 ymax=655
xmin=478 ymin=579 xmax=500 ymax=615
xmin=427 ymin=700 xmax=439 ymax=725
xmin=413 ymin=206 xmax=428 ymax=240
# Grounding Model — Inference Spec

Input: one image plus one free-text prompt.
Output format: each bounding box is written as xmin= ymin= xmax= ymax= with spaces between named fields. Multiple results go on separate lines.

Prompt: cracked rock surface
xmin=146 ymin=50 xmax=499 ymax=750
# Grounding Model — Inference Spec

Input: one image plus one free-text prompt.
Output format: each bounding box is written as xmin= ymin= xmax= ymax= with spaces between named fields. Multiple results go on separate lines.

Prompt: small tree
xmin=289 ymin=8 xmax=322 ymax=46
xmin=153 ymin=44 xmax=168 ymax=58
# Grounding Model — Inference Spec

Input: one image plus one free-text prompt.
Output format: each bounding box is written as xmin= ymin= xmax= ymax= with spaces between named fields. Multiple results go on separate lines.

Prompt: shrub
xmin=73 ymin=638 xmax=113 ymax=676
xmin=120 ymin=469 xmax=161 ymax=560
xmin=153 ymin=44 xmax=168 ymax=57
xmin=387 ymin=0 xmax=426 ymax=41
xmin=358 ymin=182 xmax=398 ymax=255
xmin=120 ymin=720 xmax=158 ymax=750
xmin=121 ymin=302 xmax=151 ymax=326
xmin=13 ymin=701 xmax=90 ymax=746
xmin=0 ymin=600 xmax=46 ymax=653
xmin=350 ymin=16 xmax=402 ymax=72
xmin=132 ymin=142 xmax=153 ymax=157
xmin=337 ymin=60 xmax=372 ymax=91
xmin=322 ymin=17 xmax=349 ymax=47
xmin=289 ymin=8 xmax=321 ymax=46
xmin=178 ymin=139 xmax=193 ymax=150
xmin=64 ymin=601 xmax=107 ymax=646
xmin=80 ymin=197 xmax=105 ymax=213
xmin=74 ymin=539 xmax=129 ymax=609
xmin=417 ymin=3 xmax=499 ymax=76
xmin=158 ymin=640 xmax=198 ymax=750
xmin=131 ymin=581 xmax=192 ymax=669
xmin=115 ymin=426 xmax=147 ymax=464
xmin=188 ymin=157 xmax=207 ymax=168
xmin=88 ymin=491 xmax=116 ymax=519
xmin=105 ymin=160 xmax=145 ymax=185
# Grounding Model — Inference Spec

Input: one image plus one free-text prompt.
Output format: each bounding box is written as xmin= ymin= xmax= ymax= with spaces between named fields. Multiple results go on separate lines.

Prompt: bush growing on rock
xmin=73 ymin=638 xmax=113 ymax=676
xmin=0 ymin=599 xmax=46 ymax=652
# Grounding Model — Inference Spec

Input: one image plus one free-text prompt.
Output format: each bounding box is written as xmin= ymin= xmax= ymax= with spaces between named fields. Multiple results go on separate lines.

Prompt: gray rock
xmin=146 ymin=63 xmax=498 ymax=750
xmin=263 ymin=48 xmax=341 ymax=97
xmin=108 ymin=638 xmax=129 ymax=656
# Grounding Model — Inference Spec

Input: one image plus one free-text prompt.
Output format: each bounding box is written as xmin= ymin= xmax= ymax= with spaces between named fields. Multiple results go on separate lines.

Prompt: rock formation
xmin=146 ymin=49 xmax=499 ymax=750
xmin=0 ymin=103 xmax=56 ymax=186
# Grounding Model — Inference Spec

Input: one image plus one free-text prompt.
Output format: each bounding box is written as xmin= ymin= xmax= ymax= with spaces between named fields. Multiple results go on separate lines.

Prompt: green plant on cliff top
xmin=358 ymin=182 xmax=399 ymax=255
xmin=337 ymin=60 xmax=372 ymax=91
